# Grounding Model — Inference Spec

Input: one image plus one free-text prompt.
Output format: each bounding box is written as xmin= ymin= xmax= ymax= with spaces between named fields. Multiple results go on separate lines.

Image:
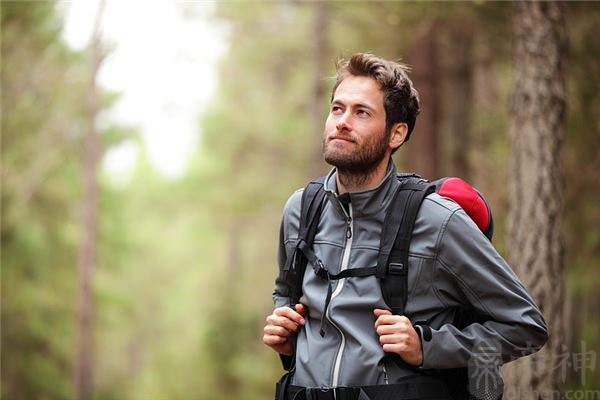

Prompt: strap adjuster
xmin=388 ymin=262 xmax=405 ymax=275
xmin=314 ymin=260 xmax=329 ymax=279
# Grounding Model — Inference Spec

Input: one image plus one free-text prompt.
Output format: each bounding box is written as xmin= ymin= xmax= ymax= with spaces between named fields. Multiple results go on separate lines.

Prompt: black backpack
xmin=280 ymin=173 xmax=498 ymax=400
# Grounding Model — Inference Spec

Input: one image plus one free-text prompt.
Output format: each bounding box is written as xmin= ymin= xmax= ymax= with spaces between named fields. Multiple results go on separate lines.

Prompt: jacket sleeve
xmin=272 ymin=189 xmax=303 ymax=309
xmin=271 ymin=191 xmax=303 ymax=371
xmin=419 ymin=208 xmax=549 ymax=369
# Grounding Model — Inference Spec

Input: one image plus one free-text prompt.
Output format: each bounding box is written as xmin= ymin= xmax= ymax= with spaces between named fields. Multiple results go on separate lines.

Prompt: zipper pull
xmin=378 ymin=362 xmax=389 ymax=385
xmin=346 ymin=216 xmax=352 ymax=239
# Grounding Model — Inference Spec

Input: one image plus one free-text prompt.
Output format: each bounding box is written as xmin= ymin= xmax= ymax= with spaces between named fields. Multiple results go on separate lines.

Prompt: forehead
xmin=332 ymin=75 xmax=384 ymax=110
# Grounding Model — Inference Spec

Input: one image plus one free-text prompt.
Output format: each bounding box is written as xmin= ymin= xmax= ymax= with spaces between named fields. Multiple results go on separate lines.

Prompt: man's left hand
xmin=373 ymin=308 xmax=423 ymax=366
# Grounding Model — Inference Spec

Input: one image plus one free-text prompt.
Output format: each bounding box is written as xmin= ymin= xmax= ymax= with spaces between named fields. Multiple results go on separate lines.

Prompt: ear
xmin=389 ymin=122 xmax=408 ymax=150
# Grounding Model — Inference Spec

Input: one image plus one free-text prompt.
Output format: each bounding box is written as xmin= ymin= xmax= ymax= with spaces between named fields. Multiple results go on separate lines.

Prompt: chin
xmin=324 ymin=145 xmax=343 ymax=157
xmin=324 ymin=152 xmax=350 ymax=169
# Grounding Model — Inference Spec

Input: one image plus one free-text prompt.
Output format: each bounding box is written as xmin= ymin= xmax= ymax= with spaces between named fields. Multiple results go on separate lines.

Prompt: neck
xmin=336 ymin=159 xmax=390 ymax=194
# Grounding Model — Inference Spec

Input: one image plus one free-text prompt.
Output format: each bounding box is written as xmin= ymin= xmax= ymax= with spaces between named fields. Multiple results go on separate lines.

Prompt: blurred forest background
xmin=1 ymin=1 xmax=599 ymax=400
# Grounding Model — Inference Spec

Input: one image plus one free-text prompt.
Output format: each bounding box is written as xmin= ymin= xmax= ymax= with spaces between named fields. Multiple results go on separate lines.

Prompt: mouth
xmin=328 ymin=135 xmax=355 ymax=144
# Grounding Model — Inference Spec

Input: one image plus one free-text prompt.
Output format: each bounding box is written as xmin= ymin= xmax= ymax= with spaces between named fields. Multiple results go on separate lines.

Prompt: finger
xmin=264 ymin=325 xmax=292 ymax=338
xmin=374 ymin=314 xmax=394 ymax=325
xmin=374 ymin=314 xmax=402 ymax=328
xmin=375 ymin=314 xmax=413 ymax=329
xmin=373 ymin=308 xmax=392 ymax=317
xmin=275 ymin=307 xmax=306 ymax=325
xmin=382 ymin=343 xmax=406 ymax=354
xmin=379 ymin=333 xmax=408 ymax=345
xmin=378 ymin=318 xmax=413 ymax=332
xmin=373 ymin=309 xmax=395 ymax=328
xmin=294 ymin=303 xmax=307 ymax=317
xmin=266 ymin=315 xmax=301 ymax=332
xmin=376 ymin=323 xmax=405 ymax=336
xmin=263 ymin=334 xmax=288 ymax=346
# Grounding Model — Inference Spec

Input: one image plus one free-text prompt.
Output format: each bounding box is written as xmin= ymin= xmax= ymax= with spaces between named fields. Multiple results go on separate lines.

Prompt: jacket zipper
xmin=383 ymin=364 xmax=389 ymax=384
xmin=327 ymin=202 xmax=353 ymax=387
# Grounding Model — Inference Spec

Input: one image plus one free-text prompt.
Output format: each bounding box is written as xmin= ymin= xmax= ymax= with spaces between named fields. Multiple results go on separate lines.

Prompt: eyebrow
xmin=331 ymin=99 xmax=376 ymax=112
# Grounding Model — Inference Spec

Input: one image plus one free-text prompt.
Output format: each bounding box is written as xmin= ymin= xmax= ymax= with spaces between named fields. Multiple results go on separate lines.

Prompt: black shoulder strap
xmin=379 ymin=177 xmax=435 ymax=315
xmin=283 ymin=174 xmax=432 ymax=314
xmin=283 ymin=177 xmax=326 ymax=306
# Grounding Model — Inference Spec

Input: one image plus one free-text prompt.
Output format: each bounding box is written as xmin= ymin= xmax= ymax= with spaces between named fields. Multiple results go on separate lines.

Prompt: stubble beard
xmin=323 ymin=130 xmax=391 ymax=189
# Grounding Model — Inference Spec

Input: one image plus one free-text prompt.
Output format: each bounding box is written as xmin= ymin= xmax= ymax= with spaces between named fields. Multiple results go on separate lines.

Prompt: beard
xmin=323 ymin=129 xmax=390 ymax=174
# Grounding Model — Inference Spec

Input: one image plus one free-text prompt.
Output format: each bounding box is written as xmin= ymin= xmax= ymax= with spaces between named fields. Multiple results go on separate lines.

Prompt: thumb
xmin=373 ymin=308 xmax=392 ymax=317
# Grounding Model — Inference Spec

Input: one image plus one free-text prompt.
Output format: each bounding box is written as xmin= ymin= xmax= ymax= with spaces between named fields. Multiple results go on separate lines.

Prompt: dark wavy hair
xmin=331 ymin=53 xmax=420 ymax=148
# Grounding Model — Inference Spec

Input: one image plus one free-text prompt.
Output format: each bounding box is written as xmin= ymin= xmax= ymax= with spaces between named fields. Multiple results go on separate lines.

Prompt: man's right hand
xmin=262 ymin=304 xmax=306 ymax=356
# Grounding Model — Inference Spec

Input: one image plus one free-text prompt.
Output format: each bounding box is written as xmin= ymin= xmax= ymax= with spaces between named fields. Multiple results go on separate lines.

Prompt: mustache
xmin=326 ymin=132 xmax=356 ymax=142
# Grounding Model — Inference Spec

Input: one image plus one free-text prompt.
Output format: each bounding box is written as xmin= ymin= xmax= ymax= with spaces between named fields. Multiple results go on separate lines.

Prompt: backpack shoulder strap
xmin=379 ymin=174 xmax=494 ymax=315
xmin=282 ymin=176 xmax=326 ymax=306
xmin=378 ymin=176 xmax=434 ymax=315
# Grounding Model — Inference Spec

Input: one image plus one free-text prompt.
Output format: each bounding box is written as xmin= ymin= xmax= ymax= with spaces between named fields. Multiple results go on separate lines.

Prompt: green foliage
xmin=2 ymin=2 xmax=86 ymax=399
xmin=1 ymin=2 xmax=135 ymax=399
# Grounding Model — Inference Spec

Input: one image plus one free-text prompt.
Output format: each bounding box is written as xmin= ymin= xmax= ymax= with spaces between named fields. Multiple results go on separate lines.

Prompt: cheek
xmin=324 ymin=114 xmax=336 ymax=133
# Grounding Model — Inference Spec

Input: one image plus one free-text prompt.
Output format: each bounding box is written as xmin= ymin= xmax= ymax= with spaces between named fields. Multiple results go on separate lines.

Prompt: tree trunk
xmin=470 ymin=37 xmax=498 ymax=201
xmin=405 ymin=21 xmax=440 ymax=180
xmin=446 ymin=26 xmax=472 ymax=180
xmin=504 ymin=2 xmax=567 ymax=398
xmin=308 ymin=1 xmax=329 ymax=178
xmin=75 ymin=3 xmax=105 ymax=400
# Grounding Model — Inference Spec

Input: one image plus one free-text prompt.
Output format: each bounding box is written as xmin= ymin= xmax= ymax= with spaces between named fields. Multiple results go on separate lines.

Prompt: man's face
xmin=323 ymin=75 xmax=391 ymax=172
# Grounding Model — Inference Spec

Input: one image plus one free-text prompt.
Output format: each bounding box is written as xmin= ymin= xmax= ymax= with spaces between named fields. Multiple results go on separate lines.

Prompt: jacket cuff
xmin=279 ymin=353 xmax=294 ymax=371
xmin=414 ymin=323 xmax=432 ymax=369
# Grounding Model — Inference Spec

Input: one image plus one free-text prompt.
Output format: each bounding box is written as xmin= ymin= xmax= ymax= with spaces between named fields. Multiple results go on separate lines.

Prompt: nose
xmin=335 ymin=112 xmax=351 ymax=132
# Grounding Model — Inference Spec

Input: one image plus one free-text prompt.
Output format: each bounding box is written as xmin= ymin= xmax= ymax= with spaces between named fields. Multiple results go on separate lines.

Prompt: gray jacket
xmin=273 ymin=162 xmax=548 ymax=388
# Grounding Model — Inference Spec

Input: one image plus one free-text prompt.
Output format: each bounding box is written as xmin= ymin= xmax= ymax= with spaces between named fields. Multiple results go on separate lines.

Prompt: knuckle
xmin=274 ymin=307 xmax=286 ymax=316
xmin=278 ymin=327 xmax=289 ymax=336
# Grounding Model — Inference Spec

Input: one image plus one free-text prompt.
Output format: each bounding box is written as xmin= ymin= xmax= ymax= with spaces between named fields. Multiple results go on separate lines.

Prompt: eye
xmin=356 ymin=109 xmax=370 ymax=117
xmin=331 ymin=105 xmax=343 ymax=114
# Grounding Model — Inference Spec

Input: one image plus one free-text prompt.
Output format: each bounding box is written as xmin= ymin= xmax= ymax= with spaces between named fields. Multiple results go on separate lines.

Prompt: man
xmin=263 ymin=53 xmax=547 ymax=400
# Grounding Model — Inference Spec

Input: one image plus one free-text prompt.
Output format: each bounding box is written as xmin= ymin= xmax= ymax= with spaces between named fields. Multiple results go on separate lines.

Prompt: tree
xmin=1 ymin=3 xmax=87 ymax=399
xmin=75 ymin=2 xmax=106 ymax=399
xmin=308 ymin=1 xmax=330 ymax=178
xmin=504 ymin=2 xmax=567 ymax=397
xmin=405 ymin=20 xmax=441 ymax=180
xmin=445 ymin=25 xmax=473 ymax=180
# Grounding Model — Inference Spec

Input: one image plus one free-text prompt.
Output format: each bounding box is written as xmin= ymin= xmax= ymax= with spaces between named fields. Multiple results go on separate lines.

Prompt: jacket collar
xmin=323 ymin=161 xmax=401 ymax=218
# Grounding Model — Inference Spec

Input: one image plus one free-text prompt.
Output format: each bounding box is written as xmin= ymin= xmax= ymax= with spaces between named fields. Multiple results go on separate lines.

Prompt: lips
xmin=328 ymin=135 xmax=355 ymax=144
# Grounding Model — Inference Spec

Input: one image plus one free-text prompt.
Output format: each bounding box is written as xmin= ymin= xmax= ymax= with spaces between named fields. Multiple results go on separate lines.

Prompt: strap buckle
xmin=388 ymin=262 xmax=406 ymax=276
xmin=314 ymin=259 xmax=329 ymax=279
